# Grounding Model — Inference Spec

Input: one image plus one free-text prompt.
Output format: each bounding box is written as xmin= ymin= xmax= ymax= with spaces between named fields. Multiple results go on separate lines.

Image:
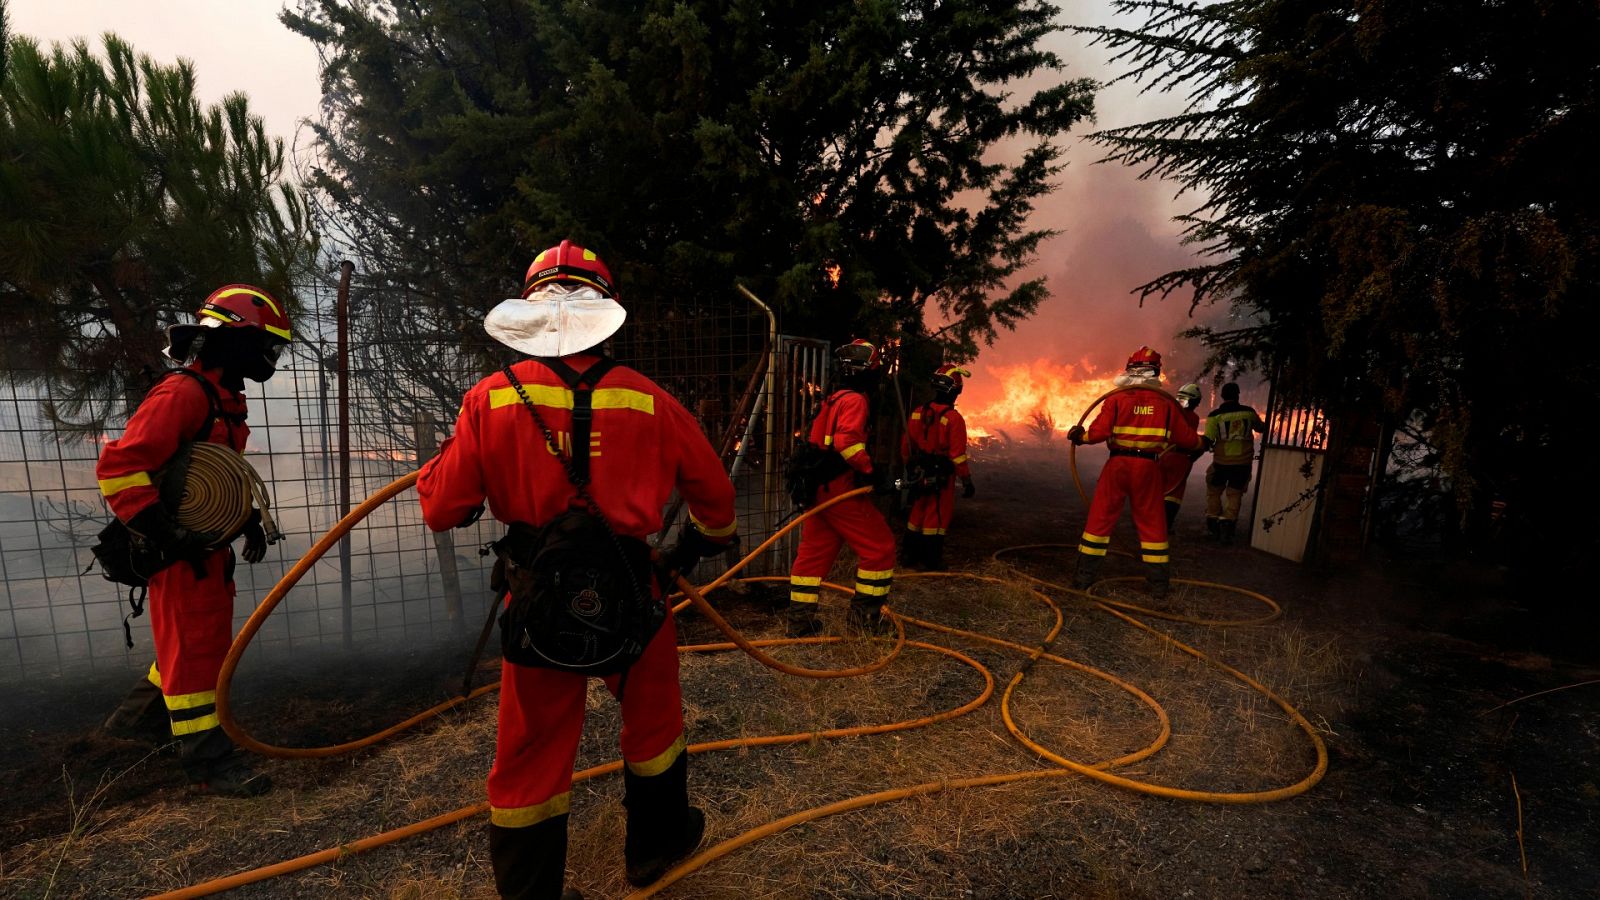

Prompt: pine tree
xmin=283 ymin=0 xmax=1094 ymax=362
xmin=1081 ymin=0 xmax=1600 ymax=562
xmin=0 ymin=29 xmax=318 ymax=428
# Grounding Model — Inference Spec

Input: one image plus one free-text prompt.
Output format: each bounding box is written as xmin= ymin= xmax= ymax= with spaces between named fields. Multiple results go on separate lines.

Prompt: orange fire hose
xmin=163 ymin=477 xmax=1326 ymax=899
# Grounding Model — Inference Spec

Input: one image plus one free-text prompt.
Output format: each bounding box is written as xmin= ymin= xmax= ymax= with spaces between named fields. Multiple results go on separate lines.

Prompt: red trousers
xmin=905 ymin=481 xmax=956 ymax=535
xmin=789 ymin=476 xmax=896 ymax=605
xmin=1157 ymin=451 xmax=1196 ymax=506
xmin=145 ymin=546 xmax=235 ymax=738
xmin=1078 ymin=456 xmax=1170 ymax=565
xmin=488 ymin=608 xmax=686 ymax=828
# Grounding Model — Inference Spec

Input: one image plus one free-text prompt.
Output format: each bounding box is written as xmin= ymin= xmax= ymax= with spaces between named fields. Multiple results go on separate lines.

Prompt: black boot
xmin=1145 ymin=562 xmax=1171 ymax=601
xmin=1165 ymin=500 xmax=1181 ymax=532
xmin=846 ymin=596 xmax=892 ymax=636
xmin=624 ymin=752 xmax=705 ymax=887
xmin=785 ymin=601 xmax=824 ymax=638
xmin=1071 ymin=553 xmax=1103 ymax=591
xmin=490 ymin=815 xmax=570 ymax=900
xmin=102 ymin=676 xmax=172 ymax=748
xmin=924 ymin=535 xmax=946 ymax=572
xmin=183 ymin=728 xmax=272 ymax=797
xmin=1219 ymin=519 xmax=1236 ymax=546
xmin=1205 ymin=516 xmax=1221 ymax=540
xmin=900 ymin=531 xmax=926 ymax=571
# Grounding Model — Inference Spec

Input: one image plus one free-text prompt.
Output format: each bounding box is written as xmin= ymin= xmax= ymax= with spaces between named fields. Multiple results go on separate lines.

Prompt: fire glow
xmin=961 ymin=357 xmax=1123 ymax=437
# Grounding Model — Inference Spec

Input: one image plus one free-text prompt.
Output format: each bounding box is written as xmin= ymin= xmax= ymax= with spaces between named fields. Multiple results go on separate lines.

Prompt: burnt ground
xmin=2 ymin=447 xmax=1598 ymax=899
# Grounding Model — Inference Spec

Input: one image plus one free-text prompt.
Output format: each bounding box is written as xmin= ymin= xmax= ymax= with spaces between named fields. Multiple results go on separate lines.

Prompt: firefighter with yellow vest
xmin=1203 ymin=381 xmax=1267 ymax=545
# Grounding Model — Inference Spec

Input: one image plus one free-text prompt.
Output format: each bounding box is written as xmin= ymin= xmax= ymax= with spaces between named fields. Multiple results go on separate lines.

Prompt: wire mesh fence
xmin=0 ymin=276 xmax=790 ymax=687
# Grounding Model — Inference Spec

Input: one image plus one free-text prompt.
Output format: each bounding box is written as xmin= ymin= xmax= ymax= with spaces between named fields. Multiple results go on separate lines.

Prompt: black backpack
xmin=88 ymin=368 xmax=230 ymax=648
xmin=489 ymin=359 xmax=664 ymax=676
xmin=781 ymin=392 xmax=852 ymax=509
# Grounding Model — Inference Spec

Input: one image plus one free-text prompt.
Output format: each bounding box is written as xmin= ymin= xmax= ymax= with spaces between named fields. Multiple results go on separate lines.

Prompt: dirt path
xmin=2 ymin=449 xmax=1596 ymax=898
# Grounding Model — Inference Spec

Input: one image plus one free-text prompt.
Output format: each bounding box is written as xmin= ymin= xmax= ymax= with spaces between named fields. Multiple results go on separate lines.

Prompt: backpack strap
xmin=159 ymin=368 xmax=226 ymax=444
xmin=536 ymin=357 xmax=619 ymax=484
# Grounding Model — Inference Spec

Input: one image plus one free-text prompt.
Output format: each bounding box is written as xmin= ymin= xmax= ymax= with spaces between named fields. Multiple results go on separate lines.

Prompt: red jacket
xmin=811 ymin=389 xmax=874 ymax=476
xmin=96 ymin=365 xmax=249 ymax=522
xmin=418 ymin=355 xmax=736 ymax=542
xmin=901 ymin=402 xmax=970 ymax=479
xmin=1084 ymin=387 xmax=1201 ymax=454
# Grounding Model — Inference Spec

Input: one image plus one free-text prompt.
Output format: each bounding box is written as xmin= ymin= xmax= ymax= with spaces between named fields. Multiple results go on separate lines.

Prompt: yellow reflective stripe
xmin=856 ymin=568 xmax=894 ymax=580
xmin=690 ymin=513 xmax=737 ymax=539
xmin=823 ymin=435 xmax=834 ymax=446
xmin=264 ymin=324 xmax=292 ymax=340
xmin=626 ymin=734 xmax=687 ymax=777
xmin=1114 ymin=426 xmax=1171 ymax=437
xmin=146 ymin=662 xmax=161 ymax=688
xmin=164 ymin=690 xmax=217 ymax=711
xmin=170 ymin=713 xmax=220 ymax=735
xmin=951 ymin=454 xmax=968 ymax=464
xmin=488 ymin=386 xmax=655 ymax=414
xmin=905 ymin=526 xmax=946 ymax=535
xmin=910 ymin=411 xmax=922 ymax=420
xmin=790 ymin=576 xmax=823 ymax=587
xmin=1165 ymin=495 xmax=1182 ymax=504
xmin=1114 ymin=440 xmax=1166 ymax=450
xmin=840 ymin=443 xmax=866 ymax=460
xmin=98 ymin=472 xmax=153 ymax=496
xmin=491 ymin=792 xmax=571 ymax=828
xmin=855 ymin=582 xmax=892 ymax=597
xmin=1078 ymin=545 xmax=1108 ymax=557
xmin=1079 ymin=532 xmax=1110 ymax=545
xmin=1139 ymin=541 xmax=1169 ymax=551
xmin=1143 ymin=554 xmax=1170 ymax=564
xmin=214 ymin=286 xmax=281 ymax=317
xmin=789 ymin=593 xmax=819 ymax=604
xmin=939 ymin=416 xmax=949 ymax=425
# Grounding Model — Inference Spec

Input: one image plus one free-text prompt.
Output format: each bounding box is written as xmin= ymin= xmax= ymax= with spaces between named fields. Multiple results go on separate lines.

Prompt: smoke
xmin=961 ymin=4 xmax=1234 ymax=416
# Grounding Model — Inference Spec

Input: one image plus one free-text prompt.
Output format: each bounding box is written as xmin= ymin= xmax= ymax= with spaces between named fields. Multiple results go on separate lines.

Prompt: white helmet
xmin=1176 ymin=383 xmax=1202 ymax=409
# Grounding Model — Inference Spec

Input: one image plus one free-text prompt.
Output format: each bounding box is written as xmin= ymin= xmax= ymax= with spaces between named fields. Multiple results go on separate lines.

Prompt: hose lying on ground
xmin=154 ymin=480 xmax=1326 ymax=899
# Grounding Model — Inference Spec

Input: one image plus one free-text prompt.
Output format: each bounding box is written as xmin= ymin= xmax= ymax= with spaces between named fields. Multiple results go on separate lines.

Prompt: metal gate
xmin=1249 ymin=404 xmax=1329 ymax=562
xmin=760 ymin=336 xmax=831 ymax=571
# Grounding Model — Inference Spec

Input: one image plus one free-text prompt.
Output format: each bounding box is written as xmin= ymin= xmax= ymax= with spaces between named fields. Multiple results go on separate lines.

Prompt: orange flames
xmin=824 ymin=262 xmax=842 ymax=288
xmin=961 ymin=357 xmax=1124 ymax=437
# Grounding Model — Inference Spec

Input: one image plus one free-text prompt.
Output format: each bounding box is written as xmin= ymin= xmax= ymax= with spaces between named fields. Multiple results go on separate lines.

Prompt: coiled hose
xmin=171 ymin=443 xmax=282 ymax=545
xmin=153 ymin=477 xmax=1326 ymax=899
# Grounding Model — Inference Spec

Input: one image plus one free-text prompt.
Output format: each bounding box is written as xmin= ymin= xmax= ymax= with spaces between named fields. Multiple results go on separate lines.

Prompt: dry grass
xmin=0 ymin=561 xmax=1352 ymax=900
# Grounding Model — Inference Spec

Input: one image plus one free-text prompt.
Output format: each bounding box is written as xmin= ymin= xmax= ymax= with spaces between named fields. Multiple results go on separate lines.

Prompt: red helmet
xmin=931 ymin=363 xmax=971 ymax=396
xmin=165 ymin=283 xmax=291 ymax=361
xmin=521 ymin=239 xmax=616 ymax=299
xmin=1126 ymin=346 xmax=1162 ymax=371
xmin=836 ymin=338 xmax=883 ymax=375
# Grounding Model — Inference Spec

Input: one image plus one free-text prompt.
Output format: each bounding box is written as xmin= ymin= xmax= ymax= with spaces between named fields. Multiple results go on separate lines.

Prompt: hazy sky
xmin=9 ymin=1 xmax=1208 ymax=397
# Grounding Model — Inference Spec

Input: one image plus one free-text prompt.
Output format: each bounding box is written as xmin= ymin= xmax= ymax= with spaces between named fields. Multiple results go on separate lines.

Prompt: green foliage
xmin=283 ymin=0 xmax=1094 ymax=361
xmin=0 ymin=30 xmax=317 ymax=427
xmin=1081 ymin=1 xmax=1600 ymax=549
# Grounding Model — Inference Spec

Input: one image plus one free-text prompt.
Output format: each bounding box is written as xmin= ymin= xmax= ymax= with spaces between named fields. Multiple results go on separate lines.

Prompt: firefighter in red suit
xmin=418 ymin=241 xmax=736 ymax=900
xmin=785 ymin=339 xmax=896 ymax=638
xmin=1067 ymin=347 xmax=1201 ymax=599
xmin=900 ymin=364 xmax=976 ymax=571
xmin=97 ymin=285 xmax=289 ymax=797
xmin=1157 ymin=383 xmax=1208 ymax=530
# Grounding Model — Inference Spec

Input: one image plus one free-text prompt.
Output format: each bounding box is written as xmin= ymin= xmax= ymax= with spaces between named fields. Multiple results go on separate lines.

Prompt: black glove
xmin=872 ymin=470 xmax=896 ymax=495
xmin=961 ymin=477 xmax=976 ymax=499
xmin=662 ymin=525 xmax=729 ymax=580
xmin=127 ymin=505 xmax=201 ymax=556
xmin=241 ymin=510 xmax=267 ymax=564
xmin=1067 ymin=425 xmax=1086 ymax=446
